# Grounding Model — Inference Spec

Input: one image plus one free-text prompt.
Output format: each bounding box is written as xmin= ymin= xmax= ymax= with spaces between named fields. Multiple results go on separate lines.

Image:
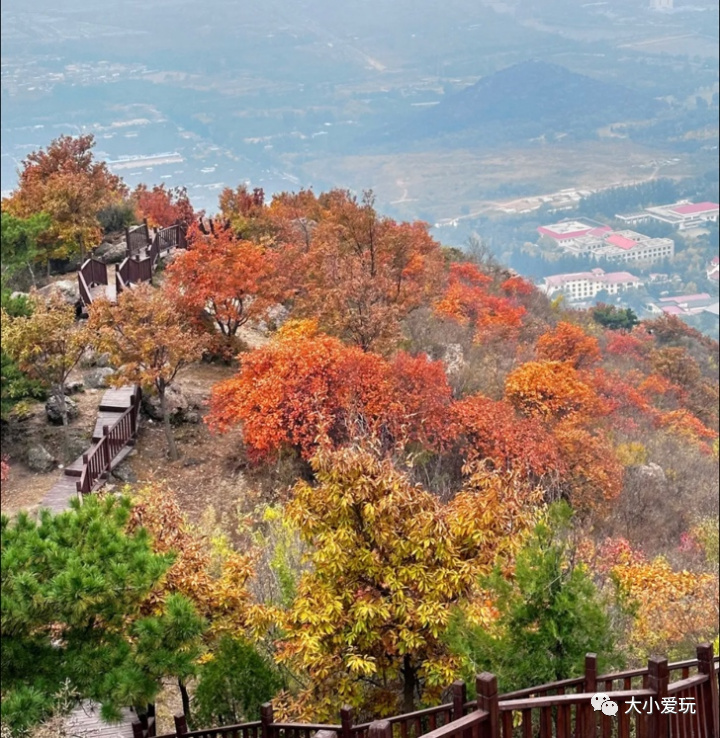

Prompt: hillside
xmin=1 ymin=136 xmax=718 ymax=737
xmin=371 ymin=60 xmax=663 ymax=148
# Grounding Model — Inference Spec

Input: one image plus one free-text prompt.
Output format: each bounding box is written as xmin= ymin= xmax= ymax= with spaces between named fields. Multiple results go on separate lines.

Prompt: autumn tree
xmin=276 ymin=449 xmax=543 ymax=719
xmin=218 ymin=185 xmax=270 ymax=240
xmin=88 ymin=284 xmax=207 ymax=460
xmin=289 ymin=190 xmax=445 ymax=352
xmin=536 ymin=321 xmax=601 ymax=369
xmin=434 ymin=262 xmax=526 ymax=342
xmin=0 ymin=291 xmax=46 ymax=420
xmin=3 ymin=135 xmax=126 ymax=263
xmin=133 ymin=183 xmax=195 ymax=229
xmin=207 ymin=326 xmax=453 ymax=461
xmin=165 ymin=222 xmax=281 ymax=348
xmin=595 ymin=538 xmax=719 ymax=659
xmin=128 ymin=484 xmax=254 ymax=632
xmin=504 ymin=361 xmax=602 ymax=421
xmin=2 ymin=294 xmax=90 ymax=460
xmin=452 ymin=394 xmax=560 ymax=479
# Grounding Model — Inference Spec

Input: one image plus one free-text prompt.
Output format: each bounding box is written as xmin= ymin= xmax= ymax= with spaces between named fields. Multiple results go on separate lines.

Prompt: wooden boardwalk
xmin=41 ymin=386 xmax=140 ymax=513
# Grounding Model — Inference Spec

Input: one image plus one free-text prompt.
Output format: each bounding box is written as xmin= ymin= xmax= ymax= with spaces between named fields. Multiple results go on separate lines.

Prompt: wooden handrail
xmin=666 ymin=673 xmax=708 ymax=695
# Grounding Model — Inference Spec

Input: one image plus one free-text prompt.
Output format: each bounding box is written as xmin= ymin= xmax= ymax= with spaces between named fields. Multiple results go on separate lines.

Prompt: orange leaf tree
xmin=536 ymin=321 xmax=601 ymax=369
xmin=434 ymin=262 xmax=526 ymax=342
xmin=88 ymin=283 xmax=207 ymax=460
xmin=504 ymin=361 xmax=603 ymax=422
xmin=165 ymin=222 xmax=281 ymax=343
xmin=287 ymin=190 xmax=445 ymax=352
xmin=595 ymin=539 xmax=719 ymax=659
xmin=3 ymin=134 xmax=126 ymax=262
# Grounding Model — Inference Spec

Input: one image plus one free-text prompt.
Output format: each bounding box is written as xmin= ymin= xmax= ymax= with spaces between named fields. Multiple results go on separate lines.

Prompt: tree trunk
xmin=57 ymin=385 xmax=71 ymax=463
xmin=160 ymin=387 xmax=179 ymax=461
xmin=179 ymin=678 xmax=191 ymax=722
xmin=402 ymin=654 xmax=416 ymax=713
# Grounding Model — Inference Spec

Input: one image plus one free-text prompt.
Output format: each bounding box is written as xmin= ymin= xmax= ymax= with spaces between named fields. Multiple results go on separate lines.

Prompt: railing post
xmin=452 ymin=679 xmax=467 ymax=720
xmin=261 ymin=702 xmax=274 ymax=738
xmin=581 ymin=653 xmax=597 ymax=738
xmin=477 ymin=673 xmax=499 ymax=738
xmin=131 ymin=721 xmax=144 ymax=738
xmin=102 ymin=425 xmax=111 ymax=471
xmin=173 ymin=714 xmax=188 ymax=736
xmin=341 ymin=705 xmax=353 ymax=738
xmin=648 ymin=656 xmax=669 ymax=738
xmin=368 ymin=720 xmax=392 ymax=738
xmin=697 ymin=643 xmax=719 ymax=737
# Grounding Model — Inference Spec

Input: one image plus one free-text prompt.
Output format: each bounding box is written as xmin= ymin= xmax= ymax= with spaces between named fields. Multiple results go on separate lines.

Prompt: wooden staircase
xmin=42 ymin=386 xmax=141 ymax=513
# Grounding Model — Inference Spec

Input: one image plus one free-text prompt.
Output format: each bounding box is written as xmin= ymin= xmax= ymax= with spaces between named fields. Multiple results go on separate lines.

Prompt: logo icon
xmin=591 ymin=693 xmax=618 ymax=716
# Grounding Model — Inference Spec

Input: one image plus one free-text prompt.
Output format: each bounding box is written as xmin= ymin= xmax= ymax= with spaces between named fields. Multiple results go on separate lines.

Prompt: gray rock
xmin=142 ymin=386 xmax=201 ymax=424
xmin=37 ymin=279 xmax=80 ymax=305
xmin=27 ymin=444 xmax=57 ymax=473
xmin=80 ymin=350 xmax=113 ymax=369
xmin=84 ymin=367 xmax=115 ymax=389
xmin=634 ymin=462 xmax=667 ymax=483
xmin=45 ymin=395 xmax=79 ymax=424
xmin=112 ymin=461 xmax=138 ymax=484
xmin=443 ymin=343 xmax=466 ymax=376
xmin=64 ymin=380 xmax=85 ymax=395
xmin=94 ymin=240 xmax=127 ymax=264
xmin=66 ymin=434 xmax=89 ymax=461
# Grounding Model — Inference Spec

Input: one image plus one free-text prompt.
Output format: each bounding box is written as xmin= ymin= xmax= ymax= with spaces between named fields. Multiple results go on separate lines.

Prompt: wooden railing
xmin=78 ymin=256 xmax=109 ymax=306
xmin=75 ymin=387 xmax=140 ymax=495
xmin=117 ymin=254 xmax=154 ymax=293
xmin=127 ymin=220 xmax=151 ymax=258
xmin=151 ymin=645 xmax=719 ymax=738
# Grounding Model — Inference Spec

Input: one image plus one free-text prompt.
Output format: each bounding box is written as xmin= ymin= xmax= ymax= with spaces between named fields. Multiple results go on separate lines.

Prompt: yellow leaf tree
xmin=88 ymin=284 xmax=207 ymax=460
xmin=277 ymin=448 xmax=543 ymax=719
xmin=1 ymin=293 xmax=91 ymax=461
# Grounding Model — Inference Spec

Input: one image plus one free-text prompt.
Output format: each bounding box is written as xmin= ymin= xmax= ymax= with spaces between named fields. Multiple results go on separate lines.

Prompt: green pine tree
xmin=0 ymin=495 xmax=205 ymax=733
xmin=446 ymin=502 xmax=624 ymax=693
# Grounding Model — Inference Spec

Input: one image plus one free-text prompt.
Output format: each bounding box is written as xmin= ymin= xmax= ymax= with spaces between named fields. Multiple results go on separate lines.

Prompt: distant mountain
xmin=370 ymin=60 xmax=664 ymax=149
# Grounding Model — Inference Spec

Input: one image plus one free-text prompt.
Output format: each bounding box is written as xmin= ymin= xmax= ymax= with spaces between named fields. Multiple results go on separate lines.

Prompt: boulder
xmin=112 ymin=461 xmax=138 ymax=484
xmin=26 ymin=444 xmax=56 ymax=473
xmin=37 ymin=279 xmax=80 ymax=305
xmin=83 ymin=367 xmax=115 ymax=389
xmin=443 ymin=343 xmax=466 ymax=376
xmin=80 ymin=349 xmax=113 ymax=369
xmin=64 ymin=380 xmax=85 ymax=395
xmin=142 ymin=386 xmax=201 ymax=424
xmin=633 ymin=462 xmax=667 ymax=484
xmin=45 ymin=395 xmax=79 ymax=425
xmin=94 ymin=240 xmax=128 ymax=264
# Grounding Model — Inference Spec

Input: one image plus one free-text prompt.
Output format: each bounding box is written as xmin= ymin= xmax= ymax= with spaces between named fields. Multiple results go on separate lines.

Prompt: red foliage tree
xmin=452 ymin=394 xmax=561 ymax=478
xmin=207 ymin=329 xmax=453 ymax=460
xmin=285 ymin=190 xmax=445 ymax=352
xmin=132 ymin=184 xmax=194 ymax=228
xmin=434 ymin=262 xmax=526 ymax=341
xmin=165 ymin=222 xmax=280 ymax=341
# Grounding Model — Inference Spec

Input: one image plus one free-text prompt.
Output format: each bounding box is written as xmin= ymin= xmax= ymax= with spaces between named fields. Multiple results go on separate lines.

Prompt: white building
xmin=639 ymin=201 xmax=717 ymax=230
xmin=541 ymin=268 xmax=643 ymax=302
xmin=537 ymin=220 xmax=611 ymax=248
xmin=584 ymin=230 xmax=675 ymax=265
